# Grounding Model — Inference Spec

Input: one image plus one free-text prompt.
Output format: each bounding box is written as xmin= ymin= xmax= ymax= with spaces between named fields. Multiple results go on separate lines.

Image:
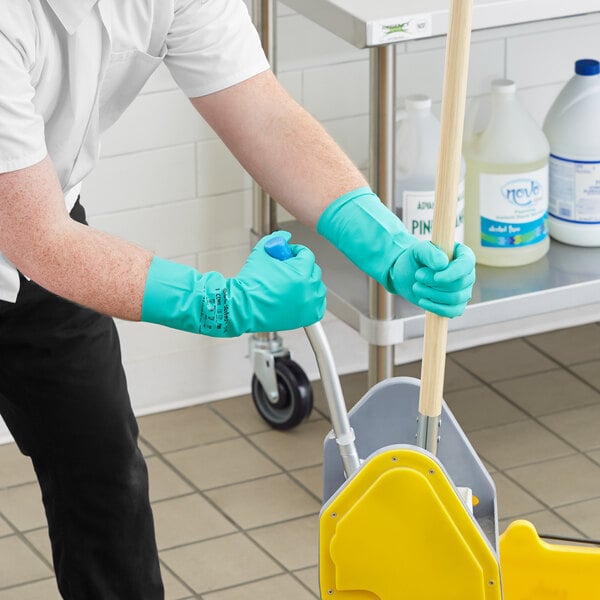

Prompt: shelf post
xmin=252 ymin=0 xmax=278 ymax=242
xmin=251 ymin=0 xmax=280 ymax=348
xmin=368 ymin=44 xmax=396 ymax=388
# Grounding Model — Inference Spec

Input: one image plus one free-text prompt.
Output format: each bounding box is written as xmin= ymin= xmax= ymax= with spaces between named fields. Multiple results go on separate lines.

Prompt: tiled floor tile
xmin=249 ymin=515 xmax=319 ymax=570
xmin=527 ymin=325 xmax=600 ymax=365
xmin=0 ymin=515 xmax=12 ymax=538
xmin=572 ymin=360 xmax=600 ymax=391
xmin=499 ymin=510 xmax=581 ymax=539
xmin=0 ymin=578 xmax=61 ymax=600
xmin=467 ymin=420 xmax=574 ymax=470
xmin=0 ymin=445 xmax=36 ymax=489
xmin=160 ymin=565 xmax=195 ymax=600
xmin=0 ymin=536 xmax=52 ymax=587
xmin=540 ymin=405 xmax=600 ymax=452
xmin=0 ymin=483 xmax=46 ymax=531
xmin=165 ymin=438 xmax=280 ymax=490
xmin=492 ymin=473 xmax=543 ymax=520
xmin=139 ymin=439 xmax=154 ymax=457
xmin=206 ymin=474 xmax=320 ymax=529
xmin=339 ymin=371 xmax=370 ymax=411
xmin=290 ymin=465 xmax=323 ymax=499
xmin=555 ymin=497 xmax=600 ymax=539
xmin=210 ymin=394 xmax=273 ymax=435
xmin=394 ymin=359 xmax=481 ymax=392
xmin=492 ymin=369 xmax=600 ymax=416
xmin=204 ymin=573 xmax=316 ymax=599
xmin=444 ymin=386 xmax=528 ymax=432
xmin=482 ymin=459 xmax=496 ymax=474
xmin=147 ymin=456 xmax=193 ymax=502
xmin=249 ymin=419 xmax=332 ymax=471
xmin=506 ymin=454 xmax=600 ymax=507
xmin=24 ymin=529 xmax=52 ymax=564
xmin=160 ymin=533 xmax=282 ymax=594
xmin=393 ymin=361 xmax=421 ymax=380
xmin=313 ymin=371 xmax=368 ymax=417
xmin=451 ymin=339 xmax=557 ymax=382
xmin=139 ymin=405 xmax=238 ymax=453
xmin=526 ymin=510 xmax=584 ymax=538
xmin=152 ymin=494 xmax=236 ymax=550
xmin=293 ymin=566 xmax=319 ymax=597
xmin=443 ymin=359 xmax=481 ymax=392
xmin=587 ymin=449 xmax=600 ymax=466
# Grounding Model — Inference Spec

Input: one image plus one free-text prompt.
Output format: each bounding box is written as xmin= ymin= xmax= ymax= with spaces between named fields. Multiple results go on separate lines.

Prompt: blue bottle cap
xmin=575 ymin=59 xmax=600 ymax=76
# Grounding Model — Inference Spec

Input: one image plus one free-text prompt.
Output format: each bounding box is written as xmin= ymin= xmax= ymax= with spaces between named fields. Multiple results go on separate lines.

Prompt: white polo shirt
xmin=0 ymin=0 xmax=270 ymax=302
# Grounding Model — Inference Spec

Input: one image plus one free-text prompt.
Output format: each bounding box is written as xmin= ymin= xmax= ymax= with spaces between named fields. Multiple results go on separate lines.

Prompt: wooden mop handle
xmin=418 ymin=0 xmax=473 ymax=422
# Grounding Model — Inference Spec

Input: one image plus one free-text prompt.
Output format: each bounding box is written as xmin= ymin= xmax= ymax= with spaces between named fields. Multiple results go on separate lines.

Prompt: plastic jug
xmin=543 ymin=58 xmax=600 ymax=247
xmin=463 ymin=79 xmax=550 ymax=266
xmin=394 ymin=94 xmax=464 ymax=243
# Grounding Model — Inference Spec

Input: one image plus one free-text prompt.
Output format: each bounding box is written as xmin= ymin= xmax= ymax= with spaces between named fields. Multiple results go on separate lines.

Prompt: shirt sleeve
xmin=0 ymin=28 xmax=47 ymax=173
xmin=164 ymin=0 xmax=270 ymax=98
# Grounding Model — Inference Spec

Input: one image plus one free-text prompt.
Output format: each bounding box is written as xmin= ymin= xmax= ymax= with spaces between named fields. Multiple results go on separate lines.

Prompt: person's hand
xmin=141 ymin=231 xmax=326 ymax=336
xmin=317 ymin=186 xmax=475 ymax=318
xmin=228 ymin=231 xmax=326 ymax=335
xmin=390 ymin=241 xmax=475 ymax=318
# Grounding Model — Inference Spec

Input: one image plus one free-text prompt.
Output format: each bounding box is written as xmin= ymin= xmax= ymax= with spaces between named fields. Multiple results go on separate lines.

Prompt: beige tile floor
xmin=0 ymin=322 xmax=599 ymax=598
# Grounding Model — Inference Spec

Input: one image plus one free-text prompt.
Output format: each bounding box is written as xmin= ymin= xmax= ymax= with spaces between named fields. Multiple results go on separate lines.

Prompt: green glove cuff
xmin=316 ymin=186 xmax=415 ymax=291
xmin=141 ymin=257 xmax=231 ymax=336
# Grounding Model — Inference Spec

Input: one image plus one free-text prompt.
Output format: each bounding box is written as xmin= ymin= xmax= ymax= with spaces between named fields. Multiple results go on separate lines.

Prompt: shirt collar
xmin=46 ymin=0 xmax=100 ymax=34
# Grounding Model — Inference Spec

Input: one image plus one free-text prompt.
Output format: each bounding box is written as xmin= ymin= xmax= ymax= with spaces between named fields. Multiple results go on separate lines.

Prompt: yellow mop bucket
xmin=499 ymin=519 xmax=600 ymax=599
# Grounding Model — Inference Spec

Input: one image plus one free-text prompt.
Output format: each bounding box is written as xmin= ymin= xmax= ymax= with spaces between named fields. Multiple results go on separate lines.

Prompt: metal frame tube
xmin=368 ymin=45 xmax=396 ymax=388
xmin=252 ymin=0 xmax=278 ymax=240
xmin=305 ymin=323 xmax=361 ymax=477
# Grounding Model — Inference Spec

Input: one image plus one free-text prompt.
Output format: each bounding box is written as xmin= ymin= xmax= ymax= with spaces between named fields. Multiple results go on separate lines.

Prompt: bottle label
xmin=479 ymin=166 xmax=549 ymax=247
xmin=402 ymin=181 xmax=464 ymax=242
xmin=549 ymin=154 xmax=600 ymax=225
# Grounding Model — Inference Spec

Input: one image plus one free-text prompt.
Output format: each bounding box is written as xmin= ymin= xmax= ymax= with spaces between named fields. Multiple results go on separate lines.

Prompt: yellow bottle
xmin=463 ymin=79 xmax=550 ymax=266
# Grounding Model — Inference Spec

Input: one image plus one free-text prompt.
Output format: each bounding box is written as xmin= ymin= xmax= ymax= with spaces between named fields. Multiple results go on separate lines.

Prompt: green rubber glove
xmin=141 ymin=231 xmax=326 ymax=336
xmin=317 ymin=187 xmax=475 ymax=318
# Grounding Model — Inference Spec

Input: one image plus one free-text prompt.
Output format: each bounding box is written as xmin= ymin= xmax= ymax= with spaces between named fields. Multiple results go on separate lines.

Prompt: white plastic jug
xmin=394 ymin=94 xmax=464 ymax=243
xmin=463 ymin=79 xmax=550 ymax=266
xmin=543 ymin=58 xmax=600 ymax=247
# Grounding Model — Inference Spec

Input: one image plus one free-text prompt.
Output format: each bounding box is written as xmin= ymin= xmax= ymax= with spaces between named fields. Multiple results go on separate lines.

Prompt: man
xmin=0 ymin=0 xmax=475 ymax=597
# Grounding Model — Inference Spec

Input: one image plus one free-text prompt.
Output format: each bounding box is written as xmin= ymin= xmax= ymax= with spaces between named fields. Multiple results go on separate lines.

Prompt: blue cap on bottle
xmin=575 ymin=59 xmax=600 ymax=76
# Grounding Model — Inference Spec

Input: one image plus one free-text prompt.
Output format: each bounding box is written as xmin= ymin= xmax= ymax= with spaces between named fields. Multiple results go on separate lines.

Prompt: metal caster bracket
xmin=249 ymin=332 xmax=290 ymax=403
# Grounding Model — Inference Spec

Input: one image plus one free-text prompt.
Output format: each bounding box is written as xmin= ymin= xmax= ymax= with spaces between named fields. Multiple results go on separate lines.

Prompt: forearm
xmin=192 ymin=70 xmax=367 ymax=228
xmin=0 ymin=158 xmax=152 ymax=320
xmin=27 ymin=221 xmax=152 ymax=320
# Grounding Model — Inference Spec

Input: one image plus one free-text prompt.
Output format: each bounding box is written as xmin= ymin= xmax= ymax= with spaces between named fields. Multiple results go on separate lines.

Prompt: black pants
xmin=0 ymin=201 xmax=164 ymax=599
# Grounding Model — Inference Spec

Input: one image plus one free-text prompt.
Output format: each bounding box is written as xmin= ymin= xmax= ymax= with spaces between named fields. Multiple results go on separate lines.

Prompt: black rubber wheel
xmin=251 ymin=357 xmax=313 ymax=430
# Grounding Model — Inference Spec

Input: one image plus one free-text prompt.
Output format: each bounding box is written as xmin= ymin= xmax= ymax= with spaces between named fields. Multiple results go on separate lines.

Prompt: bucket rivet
xmin=489 ymin=581 xmax=495 ymax=586
xmin=391 ymin=456 xmax=398 ymax=462
xmin=428 ymin=469 xmax=436 ymax=475
xmin=331 ymin=512 xmax=337 ymax=518
xmin=328 ymin=590 xmax=334 ymax=595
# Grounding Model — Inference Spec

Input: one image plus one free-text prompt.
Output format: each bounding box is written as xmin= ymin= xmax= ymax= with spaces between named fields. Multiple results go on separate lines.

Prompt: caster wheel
xmin=252 ymin=357 xmax=313 ymax=430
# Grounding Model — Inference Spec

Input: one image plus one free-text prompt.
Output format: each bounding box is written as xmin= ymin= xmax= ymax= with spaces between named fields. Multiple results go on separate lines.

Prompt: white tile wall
xmin=3 ymin=6 xmax=597 ymax=441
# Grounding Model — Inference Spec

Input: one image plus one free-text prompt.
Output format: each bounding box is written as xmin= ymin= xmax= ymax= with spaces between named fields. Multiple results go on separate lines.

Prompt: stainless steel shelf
xmin=255 ymin=1 xmax=600 ymax=383
xmin=279 ymin=0 xmax=600 ymax=48
xmin=284 ymin=220 xmax=600 ymax=346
